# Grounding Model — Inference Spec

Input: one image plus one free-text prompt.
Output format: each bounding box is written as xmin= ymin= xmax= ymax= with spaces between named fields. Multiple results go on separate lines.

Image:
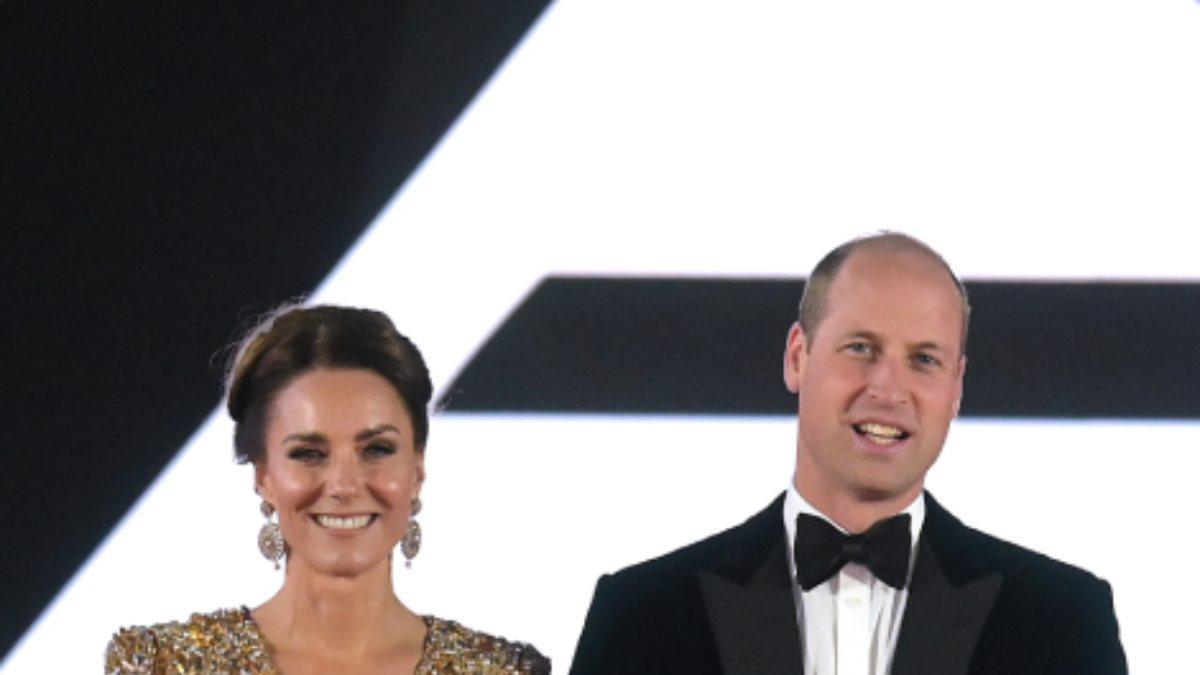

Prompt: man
xmin=569 ymin=233 xmax=1126 ymax=675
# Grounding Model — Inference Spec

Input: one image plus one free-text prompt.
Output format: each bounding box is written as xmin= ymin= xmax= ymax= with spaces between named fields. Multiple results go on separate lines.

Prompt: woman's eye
xmin=288 ymin=447 xmax=325 ymax=461
xmin=364 ymin=443 xmax=396 ymax=458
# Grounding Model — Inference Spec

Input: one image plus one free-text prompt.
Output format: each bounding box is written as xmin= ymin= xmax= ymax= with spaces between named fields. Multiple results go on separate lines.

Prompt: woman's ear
xmin=412 ymin=452 xmax=426 ymax=498
xmin=254 ymin=462 xmax=274 ymax=504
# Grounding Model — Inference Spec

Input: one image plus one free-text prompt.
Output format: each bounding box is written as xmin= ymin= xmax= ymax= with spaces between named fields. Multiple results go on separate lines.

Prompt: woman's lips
xmin=311 ymin=514 xmax=377 ymax=530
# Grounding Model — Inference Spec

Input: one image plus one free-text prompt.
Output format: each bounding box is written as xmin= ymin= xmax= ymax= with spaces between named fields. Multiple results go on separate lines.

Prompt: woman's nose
xmin=325 ymin=452 xmax=362 ymax=500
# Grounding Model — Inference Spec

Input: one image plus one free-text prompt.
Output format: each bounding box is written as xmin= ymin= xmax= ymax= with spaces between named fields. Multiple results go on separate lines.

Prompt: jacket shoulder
xmin=956 ymin=521 xmax=1117 ymax=616
xmin=604 ymin=494 xmax=786 ymax=592
xmin=570 ymin=496 xmax=786 ymax=675
xmin=581 ymin=496 xmax=783 ymax=629
xmin=928 ymin=498 xmax=1112 ymax=592
xmin=925 ymin=497 xmax=1127 ymax=672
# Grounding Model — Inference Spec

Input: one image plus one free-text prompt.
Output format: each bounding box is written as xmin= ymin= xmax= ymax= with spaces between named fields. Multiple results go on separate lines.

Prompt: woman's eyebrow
xmin=282 ymin=425 xmax=401 ymax=444
xmin=282 ymin=431 xmax=327 ymax=444
xmin=355 ymin=424 xmax=401 ymax=442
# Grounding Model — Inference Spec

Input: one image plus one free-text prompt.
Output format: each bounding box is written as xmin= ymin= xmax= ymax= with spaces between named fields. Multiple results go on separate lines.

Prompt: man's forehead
xmin=822 ymin=250 xmax=966 ymax=347
xmin=830 ymin=254 xmax=951 ymax=301
xmin=838 ymin=244 xmax=952 ymax=281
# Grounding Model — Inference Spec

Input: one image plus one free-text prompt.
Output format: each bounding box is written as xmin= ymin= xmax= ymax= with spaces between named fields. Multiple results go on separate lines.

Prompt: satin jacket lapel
xmin=891 ymin=494 xmax=1002 ymax=675
xmin=697 ymin=495 xmax=804 ymax=675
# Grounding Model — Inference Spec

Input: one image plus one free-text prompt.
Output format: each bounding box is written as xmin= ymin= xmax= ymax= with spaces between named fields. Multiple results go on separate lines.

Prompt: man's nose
xmin=865 ymin=357 xmax=910 ymax=405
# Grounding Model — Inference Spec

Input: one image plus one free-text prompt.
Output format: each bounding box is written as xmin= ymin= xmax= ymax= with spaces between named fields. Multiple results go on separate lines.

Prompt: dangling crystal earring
xmin=258 ymin=499 xmax=286 ymax=570
xmin=401 ymin=497 xmax=422 ymax=568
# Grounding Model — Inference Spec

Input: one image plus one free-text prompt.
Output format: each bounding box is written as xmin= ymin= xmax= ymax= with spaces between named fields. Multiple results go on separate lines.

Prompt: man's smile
xmin=852 ymin=422 xmax=911 ymax=446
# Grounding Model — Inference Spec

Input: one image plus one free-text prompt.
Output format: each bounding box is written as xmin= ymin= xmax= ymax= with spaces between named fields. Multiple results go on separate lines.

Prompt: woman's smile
xmin=312 ymin=513 xmax=378 ymax=531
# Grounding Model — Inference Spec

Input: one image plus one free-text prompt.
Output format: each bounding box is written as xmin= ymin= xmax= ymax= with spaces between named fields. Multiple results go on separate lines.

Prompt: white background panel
xmin=6 ymin=1 xmax=1200 ymax=672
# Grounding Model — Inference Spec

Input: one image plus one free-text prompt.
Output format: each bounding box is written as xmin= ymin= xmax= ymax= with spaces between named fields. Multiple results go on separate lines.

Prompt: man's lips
xmin=852 ymin=421 xmax=911 ymax=446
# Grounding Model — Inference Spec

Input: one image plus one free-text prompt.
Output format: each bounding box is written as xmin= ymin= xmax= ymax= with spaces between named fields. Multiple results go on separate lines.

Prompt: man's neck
xmin=793 ymin=474 xmax=923 ymax=534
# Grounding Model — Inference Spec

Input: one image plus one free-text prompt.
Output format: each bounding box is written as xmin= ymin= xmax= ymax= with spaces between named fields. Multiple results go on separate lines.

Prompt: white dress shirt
xmin=783 ymin=484 xmax=925 ymax=675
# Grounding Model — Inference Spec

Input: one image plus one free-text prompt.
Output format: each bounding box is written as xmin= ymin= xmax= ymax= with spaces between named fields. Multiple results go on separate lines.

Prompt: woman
xmin=106 ymin=305 xmax=549 ymax=674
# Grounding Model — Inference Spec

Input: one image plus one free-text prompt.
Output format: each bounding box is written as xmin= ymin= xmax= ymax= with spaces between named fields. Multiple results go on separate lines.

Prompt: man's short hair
xmin=797 ymin=232 xmax=971 ymax=354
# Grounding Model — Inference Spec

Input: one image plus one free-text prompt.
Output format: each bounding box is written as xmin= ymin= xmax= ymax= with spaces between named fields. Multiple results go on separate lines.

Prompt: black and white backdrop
xmin=3 ymin=2 xmax=1199 ymax=672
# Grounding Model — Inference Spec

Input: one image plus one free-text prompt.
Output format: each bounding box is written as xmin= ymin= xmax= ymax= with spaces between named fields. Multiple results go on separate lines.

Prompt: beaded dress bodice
xmin=105 ymin=608 xmax=549 ymax=674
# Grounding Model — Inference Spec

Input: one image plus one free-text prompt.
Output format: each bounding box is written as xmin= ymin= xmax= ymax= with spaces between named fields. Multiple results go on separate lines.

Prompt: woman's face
xmin=257 ymin=367 xmax=424 ymax=578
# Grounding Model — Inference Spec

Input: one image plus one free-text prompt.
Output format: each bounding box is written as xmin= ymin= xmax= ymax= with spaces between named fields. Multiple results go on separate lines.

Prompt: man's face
xmin=784 ymin=247 xmax=965 ymax=511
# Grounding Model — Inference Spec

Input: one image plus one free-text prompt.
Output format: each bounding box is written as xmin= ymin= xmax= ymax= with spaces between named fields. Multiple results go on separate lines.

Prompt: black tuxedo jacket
xmin=569 ymin=493 xmax=1126 ymax=674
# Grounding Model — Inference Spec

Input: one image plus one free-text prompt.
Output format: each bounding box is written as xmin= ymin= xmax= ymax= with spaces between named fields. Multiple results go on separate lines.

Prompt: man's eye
xmin=913 ymin=353 xmax=941 ymax=368
xmin=846 ymin=342 xmax=872 ymax=355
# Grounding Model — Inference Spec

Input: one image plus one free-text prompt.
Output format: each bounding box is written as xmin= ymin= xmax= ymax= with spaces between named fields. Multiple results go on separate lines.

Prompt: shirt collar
xmin=783 ymin=480 xmax=926 ymax=586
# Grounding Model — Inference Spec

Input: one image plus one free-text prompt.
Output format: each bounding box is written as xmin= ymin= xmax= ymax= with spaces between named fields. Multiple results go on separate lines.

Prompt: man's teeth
xmin=856 ymin=423 xmax=906 ymax=445
xmin=315 ymin=515 xmax=373 ymax=530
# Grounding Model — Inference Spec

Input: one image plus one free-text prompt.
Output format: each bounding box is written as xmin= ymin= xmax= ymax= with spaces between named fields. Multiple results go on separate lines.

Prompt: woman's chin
xmin=294 ymin=551 xmax=390 ymax=579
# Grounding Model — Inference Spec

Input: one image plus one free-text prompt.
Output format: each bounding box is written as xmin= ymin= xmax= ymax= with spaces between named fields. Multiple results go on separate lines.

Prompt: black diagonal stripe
xmin=440 ymin=276 xmax=1200 ymax=418
xmin=0 ymin=1 xmax=550 ymax=657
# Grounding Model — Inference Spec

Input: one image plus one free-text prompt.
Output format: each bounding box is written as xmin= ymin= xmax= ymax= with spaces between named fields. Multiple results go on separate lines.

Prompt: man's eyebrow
xmin=910 ymin=340 xmax=951 ymax=354
xmin=839 ymin=332 xmax=953 ymax=355
xmin=842 ymin=330 xmax=881 ymax=342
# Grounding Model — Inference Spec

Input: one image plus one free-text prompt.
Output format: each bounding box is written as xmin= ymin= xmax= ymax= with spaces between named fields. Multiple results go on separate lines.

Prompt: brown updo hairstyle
xmin=225 ymin=304 xmax=432 ymax=465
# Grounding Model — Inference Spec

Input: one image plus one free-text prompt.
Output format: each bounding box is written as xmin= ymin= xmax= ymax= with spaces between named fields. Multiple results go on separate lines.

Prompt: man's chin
xmin=846 ymin=478 xmax=922 ymax=504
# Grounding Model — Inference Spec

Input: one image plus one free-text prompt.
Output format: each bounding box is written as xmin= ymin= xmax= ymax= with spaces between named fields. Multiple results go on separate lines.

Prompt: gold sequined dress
xmin=105 ymin=607 xmax=550 ymax=674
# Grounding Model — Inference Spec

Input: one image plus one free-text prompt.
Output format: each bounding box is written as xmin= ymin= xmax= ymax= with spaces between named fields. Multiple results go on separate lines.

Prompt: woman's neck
xmin=253 ymin=558 xmax=424 ymax=664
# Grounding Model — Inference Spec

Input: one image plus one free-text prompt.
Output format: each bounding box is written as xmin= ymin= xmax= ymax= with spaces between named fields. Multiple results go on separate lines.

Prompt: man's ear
xmin=952 ymin=355 xmax=967 ymax=417
xmin=784 ymin=323 xmax=808 ymax=394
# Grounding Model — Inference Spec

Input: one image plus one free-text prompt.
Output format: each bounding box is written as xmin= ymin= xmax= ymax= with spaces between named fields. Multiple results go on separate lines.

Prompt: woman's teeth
xmin=315 ymin=514 xmax=373 ymax=530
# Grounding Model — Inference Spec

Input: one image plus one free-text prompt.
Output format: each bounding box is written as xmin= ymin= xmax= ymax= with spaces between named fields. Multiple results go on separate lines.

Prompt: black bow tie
xmin=793 ymin=512 xmax=912 ymax=591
